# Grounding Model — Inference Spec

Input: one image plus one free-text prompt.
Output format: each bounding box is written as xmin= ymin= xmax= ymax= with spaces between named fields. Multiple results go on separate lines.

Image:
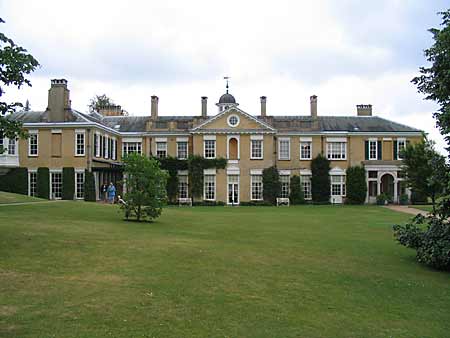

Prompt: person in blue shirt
xmin=107 ymin=182 xmax=116 ymax=204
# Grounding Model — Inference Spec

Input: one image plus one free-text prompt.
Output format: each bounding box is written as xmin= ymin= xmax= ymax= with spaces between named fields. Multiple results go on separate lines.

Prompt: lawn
xmin=0 ymin=191 xmax=44 ymax=204
xmin=0 ymin=203 xmax=449 ymax=338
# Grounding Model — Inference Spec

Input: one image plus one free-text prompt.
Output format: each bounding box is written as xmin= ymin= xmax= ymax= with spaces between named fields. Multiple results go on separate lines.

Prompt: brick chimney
xmin=201 ymin=96 xmax=208 ymax=117
xmin=98 ymin=104 xmax=124 ymax=116
xmin=310 ymin=95 xmax=317 ymax=118
xmin=357 ymin=104 xmax=372 ymax=116
xmin=47 ymin=79 xmax=70 ymax=122
xmin=151 ymin=95 xmax=159 ymax=119
xmin=260 ymin=96 xmax=267 ymax=117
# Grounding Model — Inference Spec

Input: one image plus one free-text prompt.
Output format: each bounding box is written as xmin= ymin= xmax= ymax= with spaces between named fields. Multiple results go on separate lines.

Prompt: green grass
xmin=0 ymin=203 xmax=449 ymax=338
xmin=0 ymin=191 xmax=44 ymax=204
xmin=410 ymin=204 xmax=433 ymax=212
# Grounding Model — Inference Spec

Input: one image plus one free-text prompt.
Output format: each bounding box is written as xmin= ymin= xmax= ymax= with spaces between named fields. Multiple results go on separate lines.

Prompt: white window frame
xmin=94 ymin=133 xmax=101 ymax=157
xmin=75 ymin=170 xmax=85 ymax=199
xmin=368 ymin=139 xmax=378 ymax=160
xmin=28 ymin=170 xmax=37 ymax=197
xmin=250 ymin=137 xmax=263 ymax=160
xmin=122 ymin=142 xmax=142 ymax=156
xmin=330 ymin=175 xmax=346 ymax=197
xmin=250 ymin=174 xmax=263 ymax=201
xmin=397 ymin=138 xmax=406 ymax=160
xmin=178 ymin=175 xmax=189 ymax=199
xmin=112 ymin=138 xmax=117 ymax=160
xmin=156 ymin=142 xmax=167 ymax=158
xmin=327 ymin=142 xmax=347 ymax=160
xmin=300 ymin=140 xmax=312 ymax=160
xmin=177 ymin=141 xmax=188 ymax=160
xmin=28 ymin=131 xmax=38 ymax=156
xmin=75 ymin=130 xmax=86 ymax=157
xmin=227 ymin=114 xmax=240 ymax=127
xmin=278 ymin=137 xmax=290 ymax=160
xmin=50 ymin=170 xmax=63 ymax=200
xmin=280 ymin=175 xmax=290 ymax=198
xmin=204 ymin=140 xmax=216 ymax=159
xmin=301 ymin=175 xmax=312 ymax=200
xmin=203 ymin=174 xmax=216 ymax=201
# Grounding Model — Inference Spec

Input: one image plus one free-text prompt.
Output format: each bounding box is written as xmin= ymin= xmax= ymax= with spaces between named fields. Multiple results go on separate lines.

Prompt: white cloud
xmin=0 ymin=0 xmax=448 ymax=154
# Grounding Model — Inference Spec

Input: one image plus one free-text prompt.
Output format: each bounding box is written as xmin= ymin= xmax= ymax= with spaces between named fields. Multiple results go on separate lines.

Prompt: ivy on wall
xmin=157 ymin=155 xmax=227 ymax=200
xmin=0 ymin=167 xmax=28 ymax=195
xmin=62 ymin=167 xmax=75 ymax=200
xmin=37 ymin=167 xmax=50 ymax=199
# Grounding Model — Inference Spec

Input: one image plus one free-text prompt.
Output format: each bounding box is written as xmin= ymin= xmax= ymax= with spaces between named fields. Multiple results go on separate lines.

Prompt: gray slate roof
xmin=8 ymin=110 xmax=421 ymax=133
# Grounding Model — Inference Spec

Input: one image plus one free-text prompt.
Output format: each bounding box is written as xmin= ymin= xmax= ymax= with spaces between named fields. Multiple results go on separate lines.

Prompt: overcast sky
xmin=1 ymin=0 xmax=449 ymax=153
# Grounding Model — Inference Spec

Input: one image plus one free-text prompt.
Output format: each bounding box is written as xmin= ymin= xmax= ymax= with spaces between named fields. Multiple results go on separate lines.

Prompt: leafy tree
xmin=262 ymin=166 xmax=280 ymax=205
xmin=84 ymin=170 xmax=96 ymax=202
xmin=37 ymin=167 xmax=49 ymax=199
xmin=311 ymin=154 xmax=330 ymax=203
xmin=89 ymin=94 xmax=115 ymax=113
xmin=0 ymin=18 xmax=39 ymax=152
xmin=412 ymin=9 xmax=450 ymax=149
xmin=122 ymin=153 xmax=168 ymax=222
xmin=401 ymin=137 xmax=448 ymax=213
xmin=289 ymin=175 xmax=305 ymax=205
xmin=62 ymin=167 xmax=75 ymax=200
xmin=345 ymin=166 xmax=367 ymax=204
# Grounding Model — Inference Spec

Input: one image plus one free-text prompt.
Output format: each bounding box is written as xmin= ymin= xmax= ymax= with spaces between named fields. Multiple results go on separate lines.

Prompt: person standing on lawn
xmin=107 ymin=182 xmax=116 ymax=204
xmin=101 ymin=182 xmax=108 ymax=202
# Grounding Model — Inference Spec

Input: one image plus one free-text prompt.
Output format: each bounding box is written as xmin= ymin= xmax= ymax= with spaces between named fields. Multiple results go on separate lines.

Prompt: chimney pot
xmin=356 ymin=104 xmax=372 ymax=116
xmin=151 ymin=95 xmax=159 ymax=119
xmin=260 ymin=96 xmax=267 ymax=117
xmin=310 ymin=95 xmax=317 ymax=118
xmin=201 ymin=96 xmax=208 ymax=117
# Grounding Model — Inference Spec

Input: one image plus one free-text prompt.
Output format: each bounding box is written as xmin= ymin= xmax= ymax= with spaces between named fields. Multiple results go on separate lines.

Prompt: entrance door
xmin=228 ymin=175 xmax=239 ymax=205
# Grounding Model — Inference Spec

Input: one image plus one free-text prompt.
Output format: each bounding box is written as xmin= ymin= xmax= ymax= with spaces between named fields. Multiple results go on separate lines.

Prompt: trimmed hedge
xmin=84 ymin=169 xmax=96 ymax=202
xmin=240 ymin=200 xmax=273 ymax=206
xmin=62 ymin=167 xmax=75 ymax=200
xmin=37 ymin=167 xmax=50 ymax=199
xmin=262 ymin=166 xmax=281 ymax=205
xmin=311 ymin=154 xmax=330 ymax=203
xmin=192 ymin=200 xmax=226 ymax=206
xmin=345 ymin=166 xmax=367 ymax=204
xmin=289 ymin=175 xmax=305 ymax=205
xmin=0 ymin=167 xmax=28 ymax=195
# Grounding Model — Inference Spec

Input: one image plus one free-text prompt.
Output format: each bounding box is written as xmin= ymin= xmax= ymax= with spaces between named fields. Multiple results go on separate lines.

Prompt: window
xmin=76 ymin=171 xmax=84 ymax=199
xmin=251 ymin=140 xmax=263 ymax=159
xmin=301 ymin=175 xmax=312 ymax=200
xmin=156 ymin=142 xmax=167 ymax=158
xmin=369 ymin=181 xmax=377 ymax=197
xmin=51 ymin=172 xmax=62 ymax=199
xmin=251 ymin=175 xmax=263 ymax=200
xmin=227 ymin=114 xmax=240 ymax=127
xmin=100 ymin=135 xmax=104 ymax=157
xmin=28 ymin=171 xmax=37 ymax=197
xmin=178 ymin=175 xmax=188 ymax=199
xmin=280 ymin=175 xmax=290 ymax=198
xmin=331 ymin=175 xmax=346 ymax=196
xmin=397 ymin=139 xmax=406 ymax=160
xmin=300 ymin=141 xmax=312 ymax=160
xmin=122 ymin=142 xmax=142 ymax=156
xmin=177 ymin=142 xmax=188 ymax=159
xmin=368 ymin=140 xmax=377 ymax=160
xmin=327 ymin=142 xmax=346 ymax=160
xmin=112 ymin=139 xmax=117 ymax=160
xmin=278 ymin=138 xmax=290 ymax=160
xmin=204 ymin=140 xmax=216 ymax=159
xmin=368 ymin=171 xmax=377 ymax=179
xmin=75 ymin=132 xmax=85 ymax=156
xmin=8 ymin=138 xmax=16 ymax=155
xmin=29 ymin=132 xmax=38 ymax=156
xmin=94 ymin=133 xmax=101 ymax=157
xmin=204 ymin=175 xmax=216 ymax=200
xmin=104 ymin=135 xmax=109 ymax=159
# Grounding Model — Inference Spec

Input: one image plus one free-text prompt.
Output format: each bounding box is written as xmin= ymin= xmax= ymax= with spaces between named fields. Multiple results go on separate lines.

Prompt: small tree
xmin=84 ymin=170 xmax=96 ymax=201
xmin=62 ymin=167 xmax=75 ymax=200
xmin=122 ymin=153 xmax=168 ymax=222
xmin=289 ymin=175 xmax=305 ymax=205
xmin=401 ymin=137 xmax=448 ymax=213
xmin=88 ymin=94 xmax=115 ymax=113
xmin=311 ymin=154 xmax=330 ymax=203
xmin=345 ymin=166 xmax=367 ymax=204
xmin=262 ymin=166 xmax=280 ymax=205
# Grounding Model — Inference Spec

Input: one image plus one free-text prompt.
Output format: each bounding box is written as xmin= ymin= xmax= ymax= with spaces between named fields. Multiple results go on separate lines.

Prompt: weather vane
xmin=224 ymin=76 xmax=230 ymax=93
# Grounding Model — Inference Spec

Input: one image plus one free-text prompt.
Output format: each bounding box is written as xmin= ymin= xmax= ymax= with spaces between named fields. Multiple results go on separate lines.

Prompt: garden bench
xmin=276 ymin=197 xmax=290 ymax=206
xmin=178 ymin=197 xmax=192 ymax=206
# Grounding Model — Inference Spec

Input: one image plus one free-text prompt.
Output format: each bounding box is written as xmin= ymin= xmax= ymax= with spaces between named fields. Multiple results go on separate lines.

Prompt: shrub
xmin=311 ymin=154 xmax=330 ymax=203
xmin=289 ymin=175 xmax=305 ymax=205
xmin=192 ymin=200 xmax=226 ymax=206
xmin=393 ymin=214 xmax=450 ymax=271
xmin=37 ymin=167 xmax=49 ymax=199
xmin=262 ymin=166 xmax=280 ymax=205
xmin=399 ymin=194 xmax=409 ymax=205
xmin=0 ymin=167 xmax=28 ymax=195
xmin=84 ymin=170 xmax=96 ymax=202
xmin=411 ymin=190 xmax=428 ymax=204
xmin=376 ymin=193 xmax=392 ymax=205
xmin=62 ymin=167 xmax=75 ymax=200
xmin=345 ymin=166 xmax=367 ymax=204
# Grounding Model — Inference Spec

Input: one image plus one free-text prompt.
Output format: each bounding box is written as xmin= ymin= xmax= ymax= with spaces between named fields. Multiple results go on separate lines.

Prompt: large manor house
xmin=1 ymin=79 xmax=422 ymax=204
